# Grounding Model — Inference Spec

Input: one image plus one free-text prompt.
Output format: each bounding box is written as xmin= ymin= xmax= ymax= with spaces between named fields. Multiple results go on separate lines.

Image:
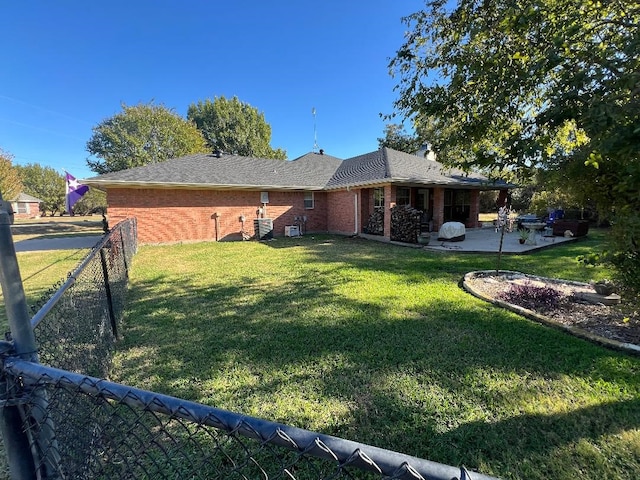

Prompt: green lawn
xmin=0 ymin=218 xmax=102 ymax=328
xmin=0 ymin=249 xmax=89 ymax=330
xmin=109 ymin=230 xmax=639 ymax=480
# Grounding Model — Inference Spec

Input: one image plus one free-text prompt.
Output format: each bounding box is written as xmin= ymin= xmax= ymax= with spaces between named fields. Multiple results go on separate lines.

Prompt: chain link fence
xmin=0 ymin=215 xmax=498 ymax=480
xmin=28 ymin=218 xmax=136 ymax=377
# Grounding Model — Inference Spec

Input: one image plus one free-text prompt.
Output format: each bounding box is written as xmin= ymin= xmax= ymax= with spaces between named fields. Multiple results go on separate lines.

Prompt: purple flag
xmin=65 ymin=172 xmax=89 ymax=213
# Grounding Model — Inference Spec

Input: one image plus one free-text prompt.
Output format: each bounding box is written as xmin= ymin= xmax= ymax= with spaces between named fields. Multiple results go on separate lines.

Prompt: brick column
xmin=383 ymin=185 xmax=395 ymax=240
xmin=432 ymin=187 xmax=444 ymax=232
xmin=468 ymin=190 xmax=480 ymax=228
xmin=497 ymin=189 xmax=508 ymax=207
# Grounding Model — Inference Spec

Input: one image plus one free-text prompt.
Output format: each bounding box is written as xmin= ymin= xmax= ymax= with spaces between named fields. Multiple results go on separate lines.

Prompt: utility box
xmin=254 ymin=218 xmax=273 ymax=240
xmin=284 ymin=225 xmax=300 ymax=237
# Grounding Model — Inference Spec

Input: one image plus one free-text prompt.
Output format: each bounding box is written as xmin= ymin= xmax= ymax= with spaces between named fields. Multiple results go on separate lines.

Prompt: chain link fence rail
xmin=0 ymin=213 xmax=499 ymax=480
xmin=2 ymin=359 xmax=497 ymax=480
xmin=29 ymin=218 xmax=137 ymax=378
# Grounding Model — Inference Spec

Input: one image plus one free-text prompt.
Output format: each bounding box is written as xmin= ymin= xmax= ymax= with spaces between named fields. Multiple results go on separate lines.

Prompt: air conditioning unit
xmin=285 ymin=225 xmax=300 ymax=237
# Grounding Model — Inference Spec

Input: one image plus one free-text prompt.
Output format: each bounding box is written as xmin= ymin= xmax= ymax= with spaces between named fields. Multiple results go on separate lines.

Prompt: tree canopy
xmin=187 ymin=96 xmax=287 ymax=159
xmin=0 ymin=149 xmax=23 ymax=201
xmin=390 ymin=0 xmax=640 ymax=293
xmin=377 ymin=124 xmax=423 ymax=154
xmin=86 ymin=103 xmax=209 ymax=174
xmin=72 ymin=187 xmax=107 ymax=216
xmin=16 ymin=163 xmax=66 ymax=216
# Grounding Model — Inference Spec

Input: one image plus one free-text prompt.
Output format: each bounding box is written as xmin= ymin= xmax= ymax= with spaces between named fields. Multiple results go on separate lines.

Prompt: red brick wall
xmin=383 ymin=185 xmax=396 ymax=239
xmin=360 ymin=189 xmax=370 ymax=231
xmin=468 ymin=190 xmax=480 ymax=228
xmin=107 ymin=188 xmax=330 ymax=244
xmin=432 ymin=187 xmax=445 ymax=231
xmin=327 ymin=189 xmax=357 ymax=235
xmin=12 ymin=202 xmax=41 ymax=219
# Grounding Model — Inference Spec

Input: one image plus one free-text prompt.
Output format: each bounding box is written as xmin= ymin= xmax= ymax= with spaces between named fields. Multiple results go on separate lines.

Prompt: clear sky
xmin=1 ymin=1 xmax=420 ymax=180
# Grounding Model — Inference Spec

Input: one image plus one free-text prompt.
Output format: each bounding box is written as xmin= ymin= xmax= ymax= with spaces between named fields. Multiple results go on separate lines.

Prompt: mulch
xmin=464 ymin=271 xmax=640 ymax=350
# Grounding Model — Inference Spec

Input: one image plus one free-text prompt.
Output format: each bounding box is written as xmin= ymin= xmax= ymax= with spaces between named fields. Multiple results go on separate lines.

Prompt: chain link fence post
xmin=0 ymin=193 xmax=62 ymax=479
xmin=98 ymin=248 xmax=119 ymax=341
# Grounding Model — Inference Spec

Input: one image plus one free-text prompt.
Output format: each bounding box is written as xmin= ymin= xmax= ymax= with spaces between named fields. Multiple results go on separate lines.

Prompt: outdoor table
xmin=522 ymin=222 xmax=547 ymax=245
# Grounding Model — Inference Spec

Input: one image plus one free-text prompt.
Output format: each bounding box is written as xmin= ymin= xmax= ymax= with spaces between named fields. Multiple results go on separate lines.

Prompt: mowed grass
xmin=110 ymin=230 xmax=639 ymax=480
xmin=0 ymin=249 xmax=89 ymax=330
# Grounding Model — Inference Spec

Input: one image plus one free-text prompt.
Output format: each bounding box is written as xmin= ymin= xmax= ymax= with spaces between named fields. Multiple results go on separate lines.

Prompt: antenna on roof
xmin=312 ymin=107 xmax=319 ymax=153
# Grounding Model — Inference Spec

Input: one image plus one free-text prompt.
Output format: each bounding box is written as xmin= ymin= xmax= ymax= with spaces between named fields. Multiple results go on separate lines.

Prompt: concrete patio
xmin=421 ymin=225 xmax=579 ymax=253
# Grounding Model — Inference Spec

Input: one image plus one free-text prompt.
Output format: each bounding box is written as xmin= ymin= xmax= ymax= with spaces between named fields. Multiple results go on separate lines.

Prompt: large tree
xmin=187 ymin=96 xmax=287 ymax=159
xmin=86 ymin=103 xmax=208 ymax=174
xmin=377 ymin=124 xmax=422 ymax=154
xmin=390 ymin=0 xmax=640 ymax=292
xmin=16 ymin=163 xmax=66 ymax=216
xmin=0 ymin=149 xmax=23 ymax=201
xmin=72 ymin=187 xmax=107 ymax=216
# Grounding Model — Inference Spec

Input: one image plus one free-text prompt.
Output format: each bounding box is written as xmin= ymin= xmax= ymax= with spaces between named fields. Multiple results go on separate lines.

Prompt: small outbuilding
xmin=10 ymin=193 xmax=42 ymax=219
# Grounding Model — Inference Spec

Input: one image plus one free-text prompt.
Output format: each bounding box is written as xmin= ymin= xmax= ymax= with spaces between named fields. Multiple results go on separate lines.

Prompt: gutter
xmin=82 ymin=180 xmax=327 ymax=191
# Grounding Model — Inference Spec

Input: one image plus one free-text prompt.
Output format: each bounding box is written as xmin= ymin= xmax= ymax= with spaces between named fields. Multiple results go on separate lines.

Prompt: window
xmin=396 ymin=187 xmax=410 ymax=206
xmin=444 ymin=189 xmax=471 ymax=223
xmin=373 ymin=188 xmax=385 ymax=208
xmin=304 ymin=192 xmax=314 ymax=209
xmin=16 ymin=202 xmax=29 ymax=214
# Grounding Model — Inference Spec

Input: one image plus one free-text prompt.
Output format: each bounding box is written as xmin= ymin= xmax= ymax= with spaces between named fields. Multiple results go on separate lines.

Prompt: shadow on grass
xmin=10 ymin=220 xmax=102 ymax=234
xmin=111 ymin=234 xmax=637 ymax=479
xmin=261 ymin=232 xmax=610 ymax=284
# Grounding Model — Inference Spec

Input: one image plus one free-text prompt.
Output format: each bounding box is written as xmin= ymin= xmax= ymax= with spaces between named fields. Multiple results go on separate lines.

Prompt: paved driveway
xmin=13 ymin=235 xmax=102 ymax=252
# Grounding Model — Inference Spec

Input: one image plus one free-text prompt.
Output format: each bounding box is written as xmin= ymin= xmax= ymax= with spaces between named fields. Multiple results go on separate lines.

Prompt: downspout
xmin=354 ymin=190 xmax=358 ymax=235
xmin=212 ymin=212 xmax=220 ymax=241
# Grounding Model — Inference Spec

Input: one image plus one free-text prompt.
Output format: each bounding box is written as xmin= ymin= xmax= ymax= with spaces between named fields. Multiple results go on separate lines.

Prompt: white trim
xmin=304 ymin=192 xmax=314 ymax=209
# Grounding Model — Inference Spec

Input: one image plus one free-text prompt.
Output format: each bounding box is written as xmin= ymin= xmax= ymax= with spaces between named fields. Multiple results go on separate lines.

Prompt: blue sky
xmin=1 ymin=1 xmax=420 ymax=180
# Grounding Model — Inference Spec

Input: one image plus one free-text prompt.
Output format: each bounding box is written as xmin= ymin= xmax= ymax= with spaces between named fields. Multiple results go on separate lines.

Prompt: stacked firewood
xmin=390 ymin=205 xmax=421 ymax=243
xmin=365 ymin=208 xmax=384 ymax=235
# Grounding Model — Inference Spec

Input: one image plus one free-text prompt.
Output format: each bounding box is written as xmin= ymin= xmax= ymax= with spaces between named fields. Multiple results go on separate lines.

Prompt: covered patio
xmin=419 ymin=225 xmax=580 ymax=253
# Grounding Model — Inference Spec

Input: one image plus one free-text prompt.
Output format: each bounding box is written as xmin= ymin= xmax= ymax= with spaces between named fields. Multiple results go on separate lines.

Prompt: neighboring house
xmin=83 ymin=147 xmax=511 ymax=244
xmin=10 ymin=193 xmax=42 ymax=219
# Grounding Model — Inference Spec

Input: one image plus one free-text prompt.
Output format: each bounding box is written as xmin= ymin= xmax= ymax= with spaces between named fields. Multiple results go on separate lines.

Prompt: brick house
xmin=10 ymin=193 xmax=42 ymax=219
xmin=84 ymin=147 xmax=509 ymax=244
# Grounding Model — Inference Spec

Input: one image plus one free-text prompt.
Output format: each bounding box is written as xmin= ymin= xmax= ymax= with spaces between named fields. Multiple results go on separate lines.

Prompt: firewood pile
xmin=390 ymin=205 xmax=421 ymax=243
xmin=365 ymin=208 xmax=384 ymax=235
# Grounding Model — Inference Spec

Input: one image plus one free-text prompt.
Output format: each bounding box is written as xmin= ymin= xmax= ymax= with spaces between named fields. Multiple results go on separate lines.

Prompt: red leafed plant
xmin=497 ymin=281 xmax=564 ymax=312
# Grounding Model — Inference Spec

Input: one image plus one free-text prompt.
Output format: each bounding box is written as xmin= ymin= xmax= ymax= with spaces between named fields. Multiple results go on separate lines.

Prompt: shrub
xmin=497 ymin=281 xmax=563 ymax=312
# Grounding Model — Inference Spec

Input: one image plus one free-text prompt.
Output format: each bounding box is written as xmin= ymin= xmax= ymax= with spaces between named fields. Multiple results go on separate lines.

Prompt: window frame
xmin=16 ymin=202 xmax=29 ymax=214
xmin=396 ymin=187 xmax=410 ymax=206
xmin=373 ymin=188 xmax=385 ymax=208
xmin=304 ymin=191 xmax=314 ymax=209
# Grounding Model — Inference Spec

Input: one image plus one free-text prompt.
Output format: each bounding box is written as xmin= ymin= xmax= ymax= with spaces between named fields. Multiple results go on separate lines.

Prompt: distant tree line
xmin=0 ymin=150 xmax=106 ymax=217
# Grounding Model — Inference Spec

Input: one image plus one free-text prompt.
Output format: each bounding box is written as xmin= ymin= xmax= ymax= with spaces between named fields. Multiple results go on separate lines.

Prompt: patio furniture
xmin=552 ymin=219 xmax=589 ymax=237
xmin=437 ymin=221 xmax=466 ymax=242
xmin=515 ymin=214 xmax=540 ymax=230
xmin=521 ymin=222 xmax=547 ymax=245
xmin=546 ymin=209 xmax=564 ymax=228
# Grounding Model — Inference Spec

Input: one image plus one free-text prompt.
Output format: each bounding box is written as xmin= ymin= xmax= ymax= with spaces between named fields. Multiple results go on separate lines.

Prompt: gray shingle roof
xmin=12 ymin=193 xmax=43 ymax=203
xmin=325 ymin=148 xmax=496 ymax=189
xmin=84 ymin=147 xmax=508 ymax=190
xmin=85 ymin=152 xmax=343 ymax=190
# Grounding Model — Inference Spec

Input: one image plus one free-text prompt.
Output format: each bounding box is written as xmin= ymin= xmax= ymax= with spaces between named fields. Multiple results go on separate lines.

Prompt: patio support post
xmin=432 ymin=188 xmax=445 ymax=232
xmin=383 ymin=184 xmax=395 ymax=240
xmin=469 ymin=190 xmax=480 ymax=228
